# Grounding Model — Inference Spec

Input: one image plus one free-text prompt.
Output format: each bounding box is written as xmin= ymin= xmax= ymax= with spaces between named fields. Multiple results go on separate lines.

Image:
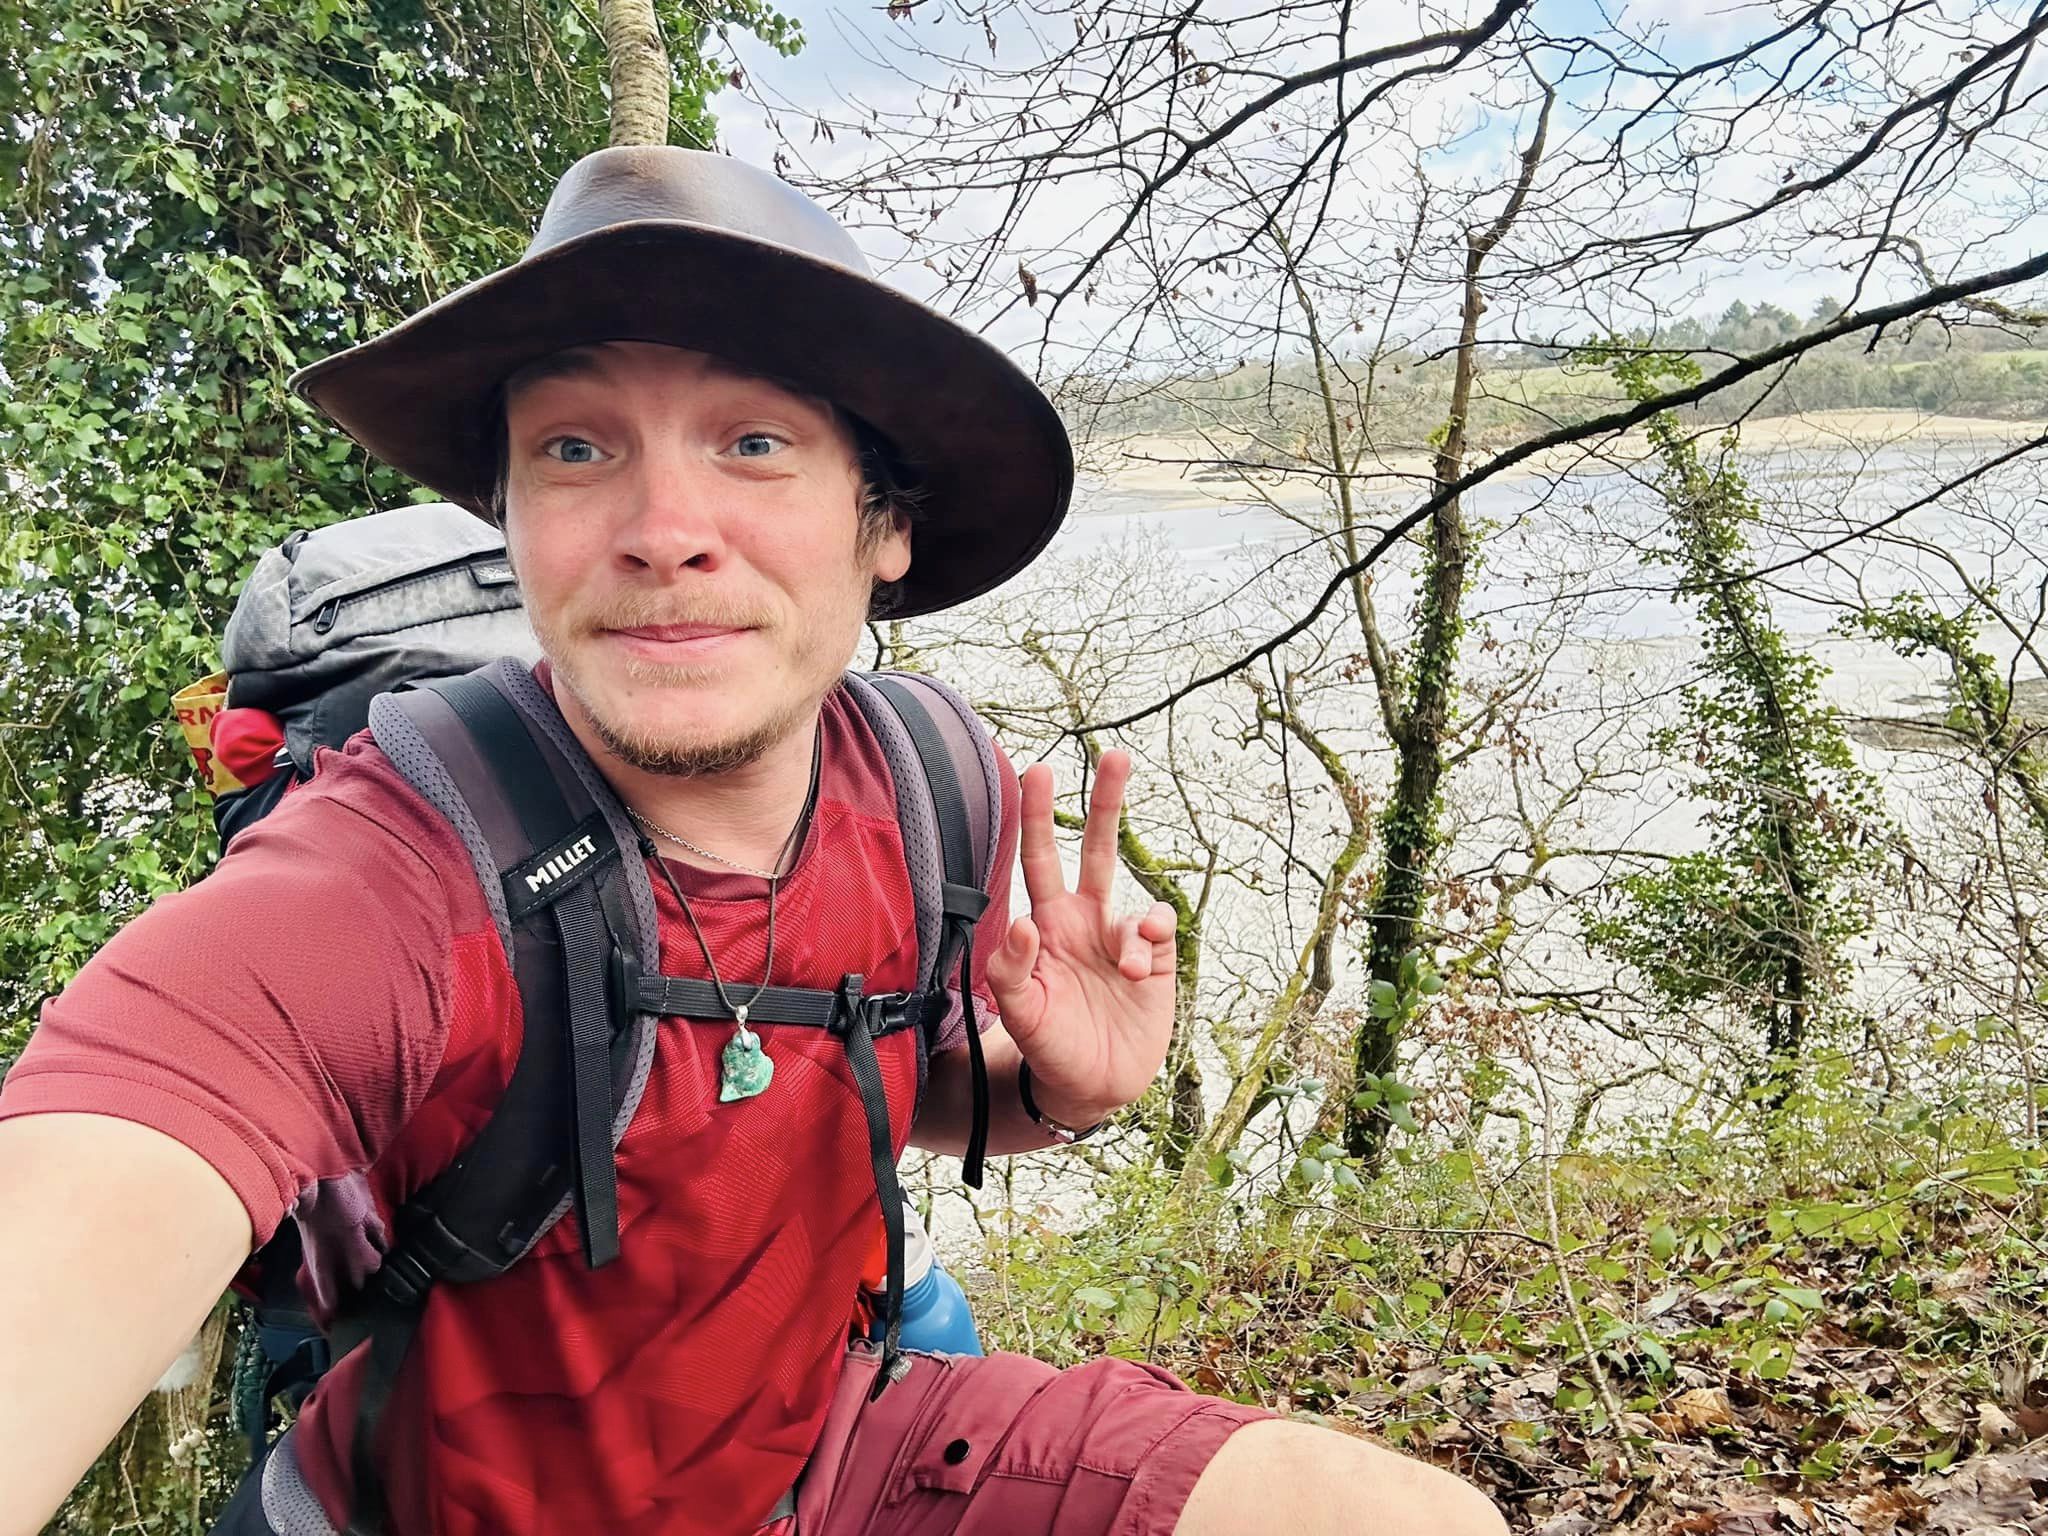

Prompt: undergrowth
xmin=973 ymin=1087 xmax=2048 ymax=1532
xmin=44 ymin=1082 xmax=2047 ymax=1533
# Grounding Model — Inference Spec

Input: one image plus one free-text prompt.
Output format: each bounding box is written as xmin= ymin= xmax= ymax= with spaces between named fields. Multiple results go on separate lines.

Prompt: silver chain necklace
xmin=626 ymin=804 xmax=783 ymax=881
xmin=628 ymin=733 xmax=823 ymax=1104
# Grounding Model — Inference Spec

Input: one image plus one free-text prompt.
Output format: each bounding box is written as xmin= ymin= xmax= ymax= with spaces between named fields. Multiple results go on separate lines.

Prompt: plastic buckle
xmin=375 ymin=1249 xmax=433 ymax=1308
xmin=860 ymin=994 xmax=908 ymax=1037
xmin=608 ymin=942 xmax=641 ymax=1035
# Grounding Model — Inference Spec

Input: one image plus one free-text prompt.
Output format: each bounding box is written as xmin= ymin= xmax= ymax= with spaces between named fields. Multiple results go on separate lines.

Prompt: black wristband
xmin=1017 ymin=1060 xmax=1105 ymax=1143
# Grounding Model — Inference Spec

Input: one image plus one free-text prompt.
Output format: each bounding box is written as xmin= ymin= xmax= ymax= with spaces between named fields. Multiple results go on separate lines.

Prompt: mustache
xmin=577 ymin=593 xmax=773 ymax=632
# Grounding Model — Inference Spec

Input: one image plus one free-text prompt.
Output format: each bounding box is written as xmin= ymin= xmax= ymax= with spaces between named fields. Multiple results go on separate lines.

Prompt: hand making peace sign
xmin=982 ymin=750 xmax=1178 ymax=1131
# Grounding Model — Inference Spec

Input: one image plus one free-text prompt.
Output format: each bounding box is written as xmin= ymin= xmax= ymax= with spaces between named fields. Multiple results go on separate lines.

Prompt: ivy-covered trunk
xmin=1344 ymin=90 xmax=1552 ymax=1165
xmin=1349 ymin=497 xmax=1465 ymax=1162
xmin=1582 ymin=349 xmax=1880 ymax=1111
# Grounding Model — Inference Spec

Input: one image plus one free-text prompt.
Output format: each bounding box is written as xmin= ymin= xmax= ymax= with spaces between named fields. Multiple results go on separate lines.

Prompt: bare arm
xmin=909 ymin=1020 xmax=1068 ymax=1157
xmin=0 ymin=1113 xmax=251 ymax=1536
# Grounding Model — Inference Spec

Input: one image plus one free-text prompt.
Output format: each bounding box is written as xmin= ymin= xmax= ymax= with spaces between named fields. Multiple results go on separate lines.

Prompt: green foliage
xmin=0 ymin=0 xmax=798 ymax=1053
xmin=1851 ymin=592 xmax=2048 ymax=842
xmin=0 ymin=0 xmax=798 ymax=1523
xmin=976 ymin=1078 xmax=2048 ymax=1516
xmin=1577 ymin=345 xmax=1882 ymax=1092
xmin=1077 ymin=301 xmax=2048 ymax=449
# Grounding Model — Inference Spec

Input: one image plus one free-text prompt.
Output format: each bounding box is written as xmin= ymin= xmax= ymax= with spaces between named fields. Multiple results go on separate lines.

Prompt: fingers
xmin=1117 ymin=903 xmax=1178 ymax=980
xmin=1076 ymin=750 xmax=1131 ymax=905
xmin=1138 ymin=902 xmax=1177 ymax=944
xmin=1016 ymin=763 xmax=1067 ymax=911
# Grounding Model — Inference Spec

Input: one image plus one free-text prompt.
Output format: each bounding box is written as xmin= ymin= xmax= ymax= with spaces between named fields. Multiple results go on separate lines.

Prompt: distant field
xmin=1076 ymin=338 xmax=2048 ymax=448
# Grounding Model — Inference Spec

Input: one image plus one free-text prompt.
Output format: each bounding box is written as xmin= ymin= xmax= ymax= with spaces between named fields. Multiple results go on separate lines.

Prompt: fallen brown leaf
xmin=1653 ymin=1386 xmax=1739 ymax=1439
xmin=1978 ymin=1401 xmax=2023 ymax=1448
xmin=1845 ymin=1484 xmax=1932 ymax=1534
xmin=1668 ymin=1509 xmax=1783 ymax=1534
xmin=1919 ymin=1443 xmax=2048 ymax=1534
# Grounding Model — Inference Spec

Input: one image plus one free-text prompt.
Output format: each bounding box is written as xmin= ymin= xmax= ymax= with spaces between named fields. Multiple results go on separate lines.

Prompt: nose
xmin=611 ymin=451 xmax=728 ymax=579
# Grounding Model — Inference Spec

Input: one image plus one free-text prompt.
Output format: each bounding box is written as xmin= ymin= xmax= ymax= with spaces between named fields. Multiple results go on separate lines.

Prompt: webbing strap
xmin=339 ymin=1295 xmax=423 ymax=1536
xmin=833 ymin=975 xmax=907 ymax=1397
xmin=957 ymin=929 xmax=988 ymax=1190
xmin=633 ymin=973 xmax=928 ymax=1034
xmin=873 ymin=677 xmax=992 ymax=1185
xmin=555 ymin=882 xmax=621 ymax=1270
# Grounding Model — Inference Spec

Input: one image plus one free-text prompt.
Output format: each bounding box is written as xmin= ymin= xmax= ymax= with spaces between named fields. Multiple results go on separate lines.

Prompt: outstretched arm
xmin=0 ymin=1112 xmax=251 ymax=1536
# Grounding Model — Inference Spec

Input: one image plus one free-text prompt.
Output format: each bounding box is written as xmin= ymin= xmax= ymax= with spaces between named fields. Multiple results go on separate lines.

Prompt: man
xmin=0 ymin=148 xmax=1506 ymax=1536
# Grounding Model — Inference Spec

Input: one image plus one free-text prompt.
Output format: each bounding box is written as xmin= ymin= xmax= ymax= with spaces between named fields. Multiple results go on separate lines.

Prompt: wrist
xmin=1017 ymin=1060 xmax=1107 ymax=1143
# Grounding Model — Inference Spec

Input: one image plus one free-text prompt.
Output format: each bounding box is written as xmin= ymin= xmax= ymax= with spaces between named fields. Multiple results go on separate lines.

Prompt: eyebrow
xmin=501 ymin=346 xmax=612 ymax=400
xmin=502 ymin=345 xmax=829 ymax=412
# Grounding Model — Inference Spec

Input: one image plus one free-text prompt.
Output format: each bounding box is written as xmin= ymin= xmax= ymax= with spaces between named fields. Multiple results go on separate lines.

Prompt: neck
xmin=558 ymin=691 xmax=822 ymax=876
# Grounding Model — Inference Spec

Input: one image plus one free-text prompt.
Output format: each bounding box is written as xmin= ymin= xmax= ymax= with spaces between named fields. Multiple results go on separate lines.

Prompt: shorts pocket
xmin=894 ymin=1351 xmax=1057 ymax=1500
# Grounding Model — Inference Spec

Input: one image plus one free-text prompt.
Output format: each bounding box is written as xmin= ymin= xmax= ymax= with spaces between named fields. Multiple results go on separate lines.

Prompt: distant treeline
xmin=1071 ymin=299 xmax=2048 ymax=449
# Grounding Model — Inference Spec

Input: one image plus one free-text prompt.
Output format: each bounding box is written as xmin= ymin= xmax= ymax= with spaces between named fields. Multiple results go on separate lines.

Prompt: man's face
xmin=501 ymin=341 xmax=911 ymax=777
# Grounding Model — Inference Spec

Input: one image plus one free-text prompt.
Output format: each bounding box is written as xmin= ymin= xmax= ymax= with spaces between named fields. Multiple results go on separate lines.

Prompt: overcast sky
xmin=715 ymin=1 xmax=2046 ymax=361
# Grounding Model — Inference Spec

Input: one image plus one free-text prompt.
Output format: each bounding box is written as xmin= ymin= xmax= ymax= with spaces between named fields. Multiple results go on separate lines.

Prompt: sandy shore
xmin=1085 ymin=410 xmax=2048 ymax=504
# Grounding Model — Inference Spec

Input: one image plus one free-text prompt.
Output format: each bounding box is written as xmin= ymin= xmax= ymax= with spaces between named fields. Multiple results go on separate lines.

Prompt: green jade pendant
xmin=718 ymin=1007 xmax=774 ymax=1102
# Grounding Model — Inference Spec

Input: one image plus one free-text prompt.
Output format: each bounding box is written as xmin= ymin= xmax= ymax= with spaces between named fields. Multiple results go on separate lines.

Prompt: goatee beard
xmin=583 ymin=698 xmax=799 ymax=778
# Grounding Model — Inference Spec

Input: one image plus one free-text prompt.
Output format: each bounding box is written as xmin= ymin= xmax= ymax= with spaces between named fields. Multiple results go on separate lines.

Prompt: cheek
xmin=746 ymin=500 xmax=863 ymax=581
xmin=504 ymin=515 xmax=583 ymax=621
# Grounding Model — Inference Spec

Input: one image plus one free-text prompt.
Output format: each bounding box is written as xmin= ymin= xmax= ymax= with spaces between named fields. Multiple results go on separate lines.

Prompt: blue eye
xmin=734 ymin=433 xmax=782 ymax=458
xmin=546 ymin=437 xmax=603 ymax=464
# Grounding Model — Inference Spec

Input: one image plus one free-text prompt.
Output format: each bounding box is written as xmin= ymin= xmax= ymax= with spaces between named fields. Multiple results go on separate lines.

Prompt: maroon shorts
xmin=771 ymin=1346 xmax=1275 ymax=1536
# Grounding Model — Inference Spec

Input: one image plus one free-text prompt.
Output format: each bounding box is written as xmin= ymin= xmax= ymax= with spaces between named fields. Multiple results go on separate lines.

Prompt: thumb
xmin=982 ymin=914 xmax=1041 ymax=1015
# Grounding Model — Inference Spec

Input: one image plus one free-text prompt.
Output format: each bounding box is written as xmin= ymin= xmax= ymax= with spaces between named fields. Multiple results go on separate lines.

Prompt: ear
xmin=871 ymin=510 xmax=912 ymax=584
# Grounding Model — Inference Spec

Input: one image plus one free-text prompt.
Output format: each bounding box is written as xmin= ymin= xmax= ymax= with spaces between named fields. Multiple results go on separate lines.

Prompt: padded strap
xmin=871 ymin=680 xmax=977 ymax=921
xmin=871 ymin=677 xmax=992 ymax=1185
xmin=344 ymin=668 xmax=636 ymax=1530
xmin=423 ymin=673 xmax=621 ymax=1269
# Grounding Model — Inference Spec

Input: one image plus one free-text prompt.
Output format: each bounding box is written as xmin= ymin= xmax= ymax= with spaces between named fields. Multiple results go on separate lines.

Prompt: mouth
xmin=603 ymin=622 xmax=754 ymax=660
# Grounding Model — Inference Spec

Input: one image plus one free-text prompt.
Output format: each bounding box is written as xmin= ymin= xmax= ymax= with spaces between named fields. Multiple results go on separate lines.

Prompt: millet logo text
xmin=525 ymin=835 xmax=597 ymax=894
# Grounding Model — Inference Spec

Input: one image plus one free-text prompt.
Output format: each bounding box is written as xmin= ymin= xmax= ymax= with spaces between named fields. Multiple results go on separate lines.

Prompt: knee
xmin=1179 ymin=1419 xmax=1507 ymax=1536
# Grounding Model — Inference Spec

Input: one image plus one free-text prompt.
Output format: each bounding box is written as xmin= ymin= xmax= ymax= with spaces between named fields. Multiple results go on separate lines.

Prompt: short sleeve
xmin=0 ymin=752 xmax=465 ymax=1244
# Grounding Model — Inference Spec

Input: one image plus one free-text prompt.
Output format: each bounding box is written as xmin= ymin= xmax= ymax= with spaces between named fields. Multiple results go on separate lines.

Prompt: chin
xmin=587 ymin=687 xmax=808 ymax=779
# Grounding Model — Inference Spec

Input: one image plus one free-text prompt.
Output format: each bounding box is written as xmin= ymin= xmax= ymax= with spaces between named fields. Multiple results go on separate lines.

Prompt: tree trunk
xmin=1349 ymin=501 xmax=1464 ymax=1162
xmin=1346 ymin=88 xmax=1552 ymax=1165
xmin=602 ymin=0 xmax=670 ymax=147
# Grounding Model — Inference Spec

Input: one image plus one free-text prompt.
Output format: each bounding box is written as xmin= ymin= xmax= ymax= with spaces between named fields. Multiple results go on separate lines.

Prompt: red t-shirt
xmin=0 ymin=682 xmax=1019 ymax=1534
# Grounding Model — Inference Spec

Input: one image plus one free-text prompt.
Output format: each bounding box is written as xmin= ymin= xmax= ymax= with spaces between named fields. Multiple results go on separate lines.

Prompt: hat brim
xmin=290 ymin=222 xmax=1072 ymax=618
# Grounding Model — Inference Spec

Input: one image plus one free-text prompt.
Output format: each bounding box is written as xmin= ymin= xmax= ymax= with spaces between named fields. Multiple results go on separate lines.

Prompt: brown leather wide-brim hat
xmin=289 ymin=146 xmax=1072 ymax=618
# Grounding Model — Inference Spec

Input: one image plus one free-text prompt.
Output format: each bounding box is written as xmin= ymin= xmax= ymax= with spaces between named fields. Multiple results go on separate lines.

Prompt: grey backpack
xmin=214 ymin=503 xmax=539 ymax=839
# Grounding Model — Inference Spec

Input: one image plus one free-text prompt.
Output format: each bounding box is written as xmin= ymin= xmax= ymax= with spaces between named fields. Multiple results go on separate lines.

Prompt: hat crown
xmin=528 ymin=147 xmax=872 ymax=276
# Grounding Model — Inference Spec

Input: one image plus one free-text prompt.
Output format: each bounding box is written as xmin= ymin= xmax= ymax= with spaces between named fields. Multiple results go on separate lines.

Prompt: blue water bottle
xmin=871 ymin=1201 xmax=983 ymax=1355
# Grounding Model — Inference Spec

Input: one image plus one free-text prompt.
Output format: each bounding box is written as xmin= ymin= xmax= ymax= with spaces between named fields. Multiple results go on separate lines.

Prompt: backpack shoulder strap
xmin=842 ymin=670 xmax=1003 ymax=1186
xmin=342 ymin=658 xmax=657 ymax=1534
xmin=842 ymin=671 xmax=1003 ymax=989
